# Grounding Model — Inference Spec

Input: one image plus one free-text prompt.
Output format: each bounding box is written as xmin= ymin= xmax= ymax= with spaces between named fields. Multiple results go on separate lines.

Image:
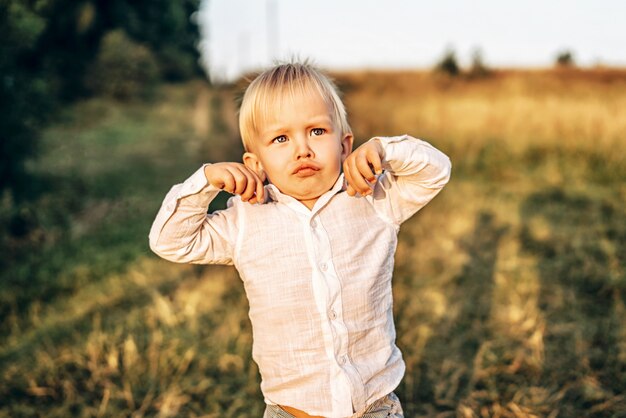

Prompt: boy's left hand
xmin=343 ymin=139 xmax=385 ymax=197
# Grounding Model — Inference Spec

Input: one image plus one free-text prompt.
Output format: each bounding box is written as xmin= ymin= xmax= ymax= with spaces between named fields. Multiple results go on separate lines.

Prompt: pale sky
xmin=197 ymin=0 xmax=626 ymax=82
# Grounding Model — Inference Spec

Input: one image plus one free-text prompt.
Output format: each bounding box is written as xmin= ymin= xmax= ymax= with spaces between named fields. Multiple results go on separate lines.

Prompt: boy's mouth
xmin=292 ymin=163 xmax=320 ymax=177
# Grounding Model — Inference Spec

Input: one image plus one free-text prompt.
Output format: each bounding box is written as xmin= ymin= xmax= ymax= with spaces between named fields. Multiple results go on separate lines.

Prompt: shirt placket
xmin=307 ymin=212 xmax=367 ymax=415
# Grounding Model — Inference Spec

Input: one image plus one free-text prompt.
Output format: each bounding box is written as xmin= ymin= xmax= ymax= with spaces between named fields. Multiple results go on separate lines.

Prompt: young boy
xmin=149 ymin=62 xmax=451 ymax=418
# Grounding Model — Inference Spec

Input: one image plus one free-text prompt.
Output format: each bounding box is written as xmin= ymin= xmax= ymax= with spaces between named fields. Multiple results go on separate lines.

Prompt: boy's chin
xmin=287 ymin=188 xmax=326 ymax=203
xmin=275 ymin=174 xmax=341 ymax=201
xmin=291 ymin=190 xmax=322 ymax=201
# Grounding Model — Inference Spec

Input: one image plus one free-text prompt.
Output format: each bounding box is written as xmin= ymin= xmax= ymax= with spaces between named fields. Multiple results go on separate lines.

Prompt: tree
xmin=0 ymin=0 xmax=52 ymax=195
xmin=468 ymin=47 xmax=491 ymax=78
xmin=555 ymin=50 xmax=575 ymax=67
xmin=435 ymin=47 xmax=460 ymax=77
xmin=96 ymin=0 xmax=203 ymax=81
xmin=86 ymin=29 xmax=160 ymax=99
xmin=0 ymin=0 xmax=205 ymax=195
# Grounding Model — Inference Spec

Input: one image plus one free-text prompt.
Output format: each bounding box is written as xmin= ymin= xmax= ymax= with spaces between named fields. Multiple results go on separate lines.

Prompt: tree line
xmin=0 ymin=0 xmax=203 ymax=195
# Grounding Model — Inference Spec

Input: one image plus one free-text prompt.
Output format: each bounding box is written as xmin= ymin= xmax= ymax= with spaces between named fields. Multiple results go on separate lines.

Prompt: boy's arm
xmin=149 ymin=163 xmax=263 ymax=264
xmin=344 ymin=134 xmax=451 ymax=225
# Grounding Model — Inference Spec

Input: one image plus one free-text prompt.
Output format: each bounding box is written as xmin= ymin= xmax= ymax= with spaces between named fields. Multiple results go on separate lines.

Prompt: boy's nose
xmin=294 ymin=138 xmax=314 ymax=159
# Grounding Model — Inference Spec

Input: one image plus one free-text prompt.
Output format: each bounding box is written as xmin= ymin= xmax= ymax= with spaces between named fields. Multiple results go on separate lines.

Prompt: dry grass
xmin=339 ymin=69 xmax=626 ymax=147
xmin=1 ymin=69 xmax=626 ymax=416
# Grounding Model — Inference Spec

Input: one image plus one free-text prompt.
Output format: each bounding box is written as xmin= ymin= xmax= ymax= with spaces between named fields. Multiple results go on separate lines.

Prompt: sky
xmin=197 ymin=0 xmax=626 ymax=82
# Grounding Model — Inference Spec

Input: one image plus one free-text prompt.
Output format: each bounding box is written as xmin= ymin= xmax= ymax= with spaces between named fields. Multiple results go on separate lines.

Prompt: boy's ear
xmin=340 ymin=133 xmax=354 ymax=161
xmin=243 ymin=152 xmax=267 ymax=182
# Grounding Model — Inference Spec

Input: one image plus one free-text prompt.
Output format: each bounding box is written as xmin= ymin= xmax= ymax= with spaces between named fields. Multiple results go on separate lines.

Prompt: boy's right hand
xmin=204 ymin=163 xmax=265 ymax=204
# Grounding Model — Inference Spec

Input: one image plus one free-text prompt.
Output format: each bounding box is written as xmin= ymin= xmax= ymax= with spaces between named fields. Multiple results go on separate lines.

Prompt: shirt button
xmin=310 ymin=219 xmax=317 ymax=228
xmin=339 ymin=355 xmax=347 ymax=365
xmin=320 ymin=262 xmax=328 ymax=272
xmin=328 ymin=309 xmax=337 ymax=320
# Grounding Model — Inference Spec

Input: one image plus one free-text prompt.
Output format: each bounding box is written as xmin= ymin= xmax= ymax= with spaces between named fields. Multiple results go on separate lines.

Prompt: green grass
xmin=1 ymin=73 xmax=626 ymax=417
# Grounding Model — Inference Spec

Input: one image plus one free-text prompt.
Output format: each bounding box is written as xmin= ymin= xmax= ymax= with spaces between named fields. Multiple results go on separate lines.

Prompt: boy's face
xmin=243 ymin=90 xmax=353 ymax=209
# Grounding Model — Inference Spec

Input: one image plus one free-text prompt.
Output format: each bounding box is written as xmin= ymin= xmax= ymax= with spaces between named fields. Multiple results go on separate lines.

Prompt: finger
xmin=253 ymin=171 xmax=265 ymax=203
xmin=366 ymin=146 xmax=383 ymax=176
xmin=241 ymin=168 xmax=264 ymax=204
xmin=343 ymin=159 xmax=356 ymax=196
xmin=355 ymin=152 xmax=377 ymax=183
xmin=239 ymin=168 xmax=257 ymax=202
xmin=221 ymin=171 xmax=236 ymax=194
xmin=347 ymin=154 xmax=372 ymax=195
xmin=228 ymin=166 xmax=248 ymax=196
xmin=211 ymin=173 xmax=226 ymax=190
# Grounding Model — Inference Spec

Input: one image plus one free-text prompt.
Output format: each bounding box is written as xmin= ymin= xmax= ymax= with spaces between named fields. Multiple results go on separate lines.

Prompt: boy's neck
xmin=268 ymin=173 xmax=345 ymax=210
xmin=299 ymin=197 xmax=318 ymax=210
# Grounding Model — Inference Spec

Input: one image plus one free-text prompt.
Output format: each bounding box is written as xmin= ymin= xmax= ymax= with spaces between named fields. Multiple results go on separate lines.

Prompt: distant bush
xmin=555 ymin=50 xmax=576 ymax=67
xmin=433 ymin=47 xmax=493 ymax=79
xmin=86 ymin=30 xmax=160 ymax=100
xmin=158 ymin=46 xmax=198 ymax=81
xmin=435 ymin=48 xmax=460 ymax=77
xmin=468 ymin=48 xmax=491 ymax=78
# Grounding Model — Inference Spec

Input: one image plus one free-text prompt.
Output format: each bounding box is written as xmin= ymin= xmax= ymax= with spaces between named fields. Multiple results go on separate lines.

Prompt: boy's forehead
xmin=254 ymin=88 xmax=334 ymax=131
xmin=269 ymin=84 xmax=327 ymax=111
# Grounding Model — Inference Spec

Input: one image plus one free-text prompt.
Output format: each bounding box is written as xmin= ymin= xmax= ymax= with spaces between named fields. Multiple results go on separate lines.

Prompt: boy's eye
xmin=311 ymin=128 xmax=326 ymax=136
xmin=272 ymin=135 xmax=288 ymax=144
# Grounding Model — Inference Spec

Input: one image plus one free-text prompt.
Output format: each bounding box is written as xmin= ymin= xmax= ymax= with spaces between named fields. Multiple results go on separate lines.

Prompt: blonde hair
xmin=238 ymin=61 xmax=351 ymax=151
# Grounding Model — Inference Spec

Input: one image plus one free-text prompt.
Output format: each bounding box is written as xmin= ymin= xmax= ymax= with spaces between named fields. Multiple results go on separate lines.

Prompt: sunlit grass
xmin=2 ymin=70 xmax=626 ymax=416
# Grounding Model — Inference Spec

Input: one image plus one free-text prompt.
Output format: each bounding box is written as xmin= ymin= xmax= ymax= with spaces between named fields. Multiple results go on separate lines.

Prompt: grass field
xmin=1 ymin=69 xmax=625 ymax=417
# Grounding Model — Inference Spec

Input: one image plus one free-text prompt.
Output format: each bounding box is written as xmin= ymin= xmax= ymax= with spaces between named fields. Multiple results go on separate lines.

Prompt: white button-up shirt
xmin=149 ymin=135 xmax=451 ymax=417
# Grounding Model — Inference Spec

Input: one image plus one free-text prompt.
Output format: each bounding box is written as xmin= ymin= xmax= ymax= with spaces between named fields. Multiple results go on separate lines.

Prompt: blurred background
xmin=1 ymin=0 xmax=625 ymax=417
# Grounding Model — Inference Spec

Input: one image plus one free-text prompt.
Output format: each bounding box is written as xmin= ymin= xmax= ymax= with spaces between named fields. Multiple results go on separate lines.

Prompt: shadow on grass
xmin=0 ymin=275 xmax=180 ymax=370
xmin=399 ymin=211 xmax=508 ymax=416
xmin=519 ymin=188 xmax=626 ymax=416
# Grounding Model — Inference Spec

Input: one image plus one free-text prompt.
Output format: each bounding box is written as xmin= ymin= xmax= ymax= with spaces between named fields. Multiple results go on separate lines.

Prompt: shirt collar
xmin=265 ymin=173 xmax=346 ymax=216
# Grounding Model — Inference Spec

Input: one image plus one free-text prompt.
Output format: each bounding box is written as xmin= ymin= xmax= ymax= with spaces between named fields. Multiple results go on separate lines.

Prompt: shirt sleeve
xmin=148 ymin=164 xmax=240 ymax=265
xmin=368 ymin=134 xmax=452 ymax=226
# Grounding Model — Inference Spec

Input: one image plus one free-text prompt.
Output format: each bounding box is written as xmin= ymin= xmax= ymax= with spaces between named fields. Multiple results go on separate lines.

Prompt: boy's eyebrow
xmin=261 ymin=116 xmax=334 ymax=137
xmin=303 ymin=116 xmax=334 ymax=130
xmin=259 ymin=124 xmax=287 ymax=138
